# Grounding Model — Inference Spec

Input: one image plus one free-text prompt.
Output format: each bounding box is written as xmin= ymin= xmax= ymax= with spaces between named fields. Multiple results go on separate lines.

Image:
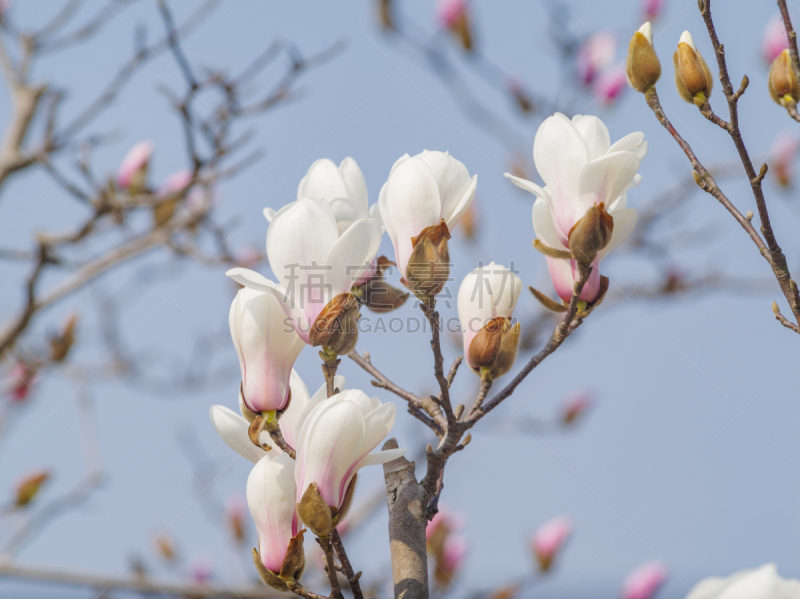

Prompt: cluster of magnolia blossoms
xmin=210 ymin=127 xmax=644 ymax=590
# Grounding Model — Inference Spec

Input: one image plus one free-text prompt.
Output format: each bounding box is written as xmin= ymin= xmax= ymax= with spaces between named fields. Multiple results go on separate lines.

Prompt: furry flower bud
xmin=467 ymin=317 xmax=521 ymax=380
xmin=309 ymin=292 xmax=360 ymax=355
xmin=626 ymin=22 xmax=661 ymax=93
xmin=568 ymin=203 xmax=614 ymax=265
xmin=673 ymin=31 xmax=713 ymax=102
xmin=769 ymin=49 xmax=800 ymax=106
xmin=406 ymin=220 xmax=451 ymax=301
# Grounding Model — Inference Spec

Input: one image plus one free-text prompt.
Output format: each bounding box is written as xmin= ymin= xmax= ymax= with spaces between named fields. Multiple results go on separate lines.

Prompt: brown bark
xmin=382 ymin=438 xmax=429 ymax=599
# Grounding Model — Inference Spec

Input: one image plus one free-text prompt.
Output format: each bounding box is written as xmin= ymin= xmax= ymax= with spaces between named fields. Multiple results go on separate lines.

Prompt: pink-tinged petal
xmin=532 ymin=516 xmax=571 ymax=561
xmin=117 ymin=141 xmax=153 ymax=189
xmin=533 ymin=113 xmax=589 ymax=237
xmin=763 ymin=15 xmax=790 ymax=64
xmin=770 ymin=133 xmax=800 ymax=187
xmin=353 ymin=258 xmax=378 ymax=286
xmin=247 ymin=454 xmax=298 ymax=573
xmin=533 ymin=196 xmax=569 ymax=249
xmin=545 ymin=257 xmax=602 ymax=303
xmin=621 ymin=561 xmax=669 ymax=599
xmin=593 ymin=64 xmax=628 ymax=106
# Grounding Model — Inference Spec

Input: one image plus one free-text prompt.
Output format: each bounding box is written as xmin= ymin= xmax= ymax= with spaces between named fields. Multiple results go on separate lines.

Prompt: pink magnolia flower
xmin=770 ymin=132 xmax=800 ymax=188
xmin=229 ymin=287 xmax=305 ymax=414
xmin=505 ymin=114 xmax=646 ymax=303
xmin=642 ymin=0 xmax=665 ymax=22
xmin=294 ymin=389 xmax=405 ymax=511
xmin=117 ymin=141 xmax=154 ymax=189
xmin=189 ymin=559 xmax=212 ymax=585
xmin=435 ymin=535 xmax=468 ymax=587
xmin=622 ymin=561 xmax=669 ymax=599
xmin=247 ymin=453 xmax=300 ymax=574
xmin=763 ymin=16 xmax=790 ymax=64
xmin=577 ymin=32 xmax=616 ymax=85
xmin=562 ymin=391 xmax=593 ymax=424
xmin=593 ymin=64 xmax=628 ymax=105
xmin=532 ymin=516 xmax=571 ymax=571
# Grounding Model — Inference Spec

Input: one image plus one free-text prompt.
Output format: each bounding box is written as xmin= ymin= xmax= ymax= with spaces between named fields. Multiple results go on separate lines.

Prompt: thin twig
xmin=330 ymin=529 xmax=364 ymax=599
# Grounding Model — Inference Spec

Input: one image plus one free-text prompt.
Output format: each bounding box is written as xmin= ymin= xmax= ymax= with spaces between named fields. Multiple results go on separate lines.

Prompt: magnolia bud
xmin=406 ymin=220 xmax=451 ymax=301
xmin=252 ymin=530 xmax=306 ymax=592
xmin=769 ymin=49 xmax=800 ymax=106
xmin=309 ymin=292 xmax=359 ymax=355
xmin=626 ymin=22 xmax=661 ymax=92
xmin=50 ymin=313 xmax=78 ymax=363
xmin=361 ymin=280 xmax=409 ymax=313
xmin=568 ymin=204 xmax=614 ymax=264
xmin=14 ymin=470 xmax=50 ymax=508
xmin=673 ymin=31 xmax=713 ymax=102
xmin=296 ymin=482 xmax=333 ymax=538
xmin=468 ymin=317 xmax=521 ymax=380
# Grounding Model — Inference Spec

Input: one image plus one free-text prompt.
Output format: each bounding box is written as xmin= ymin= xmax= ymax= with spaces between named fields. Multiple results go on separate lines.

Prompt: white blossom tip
xmin=638 ymin=22 xmax=652 ymax=44
xmin=679 ymin=30 xmax=696 ymax=50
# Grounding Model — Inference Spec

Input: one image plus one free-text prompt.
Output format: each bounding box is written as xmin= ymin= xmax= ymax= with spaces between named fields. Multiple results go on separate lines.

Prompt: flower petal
xmin=571 ymin=115 xmax=611 ymax=159
xmin=598 ymin=208 xmax=638 ymax=260
xmin=578 ymin=151 xmax=641 ymax=214
xmin=339 ymin=157 xmax=369 ymax=210
xmin=209 ymin=405 xmax=270 ymax=463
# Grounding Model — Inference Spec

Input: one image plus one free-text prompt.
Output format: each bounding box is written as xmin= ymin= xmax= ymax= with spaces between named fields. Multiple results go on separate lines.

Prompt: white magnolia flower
xmin=210 ymin=372 xmax=345 ymax=462
xmin=457 ymin=262 xmax=522 ymax=369
xmin=686 ymin=564 xmax=800 ymax=599
xmin=247 ymin=452 xmax=300 ymax=573
xmin=230 ymin=287 xmax=305 ymax=414
xmin=379 ymin=150 xmax=477 ymax=280
xmin=505 ymin=113 xmax=646 ymax=303
xmin=294 ymin=389 xmax=405 ymax=510
xmin=227 ymin=198 xmax=382 ymax=343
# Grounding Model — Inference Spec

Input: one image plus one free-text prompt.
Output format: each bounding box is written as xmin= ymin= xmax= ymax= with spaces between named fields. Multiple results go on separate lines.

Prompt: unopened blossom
xmin=264 ymin=157 xmax=382 ymax=286
xmin=686 ymin=564 xmax=800 ymax=599
xmin=226 ymin=495 xmax=246 ymax=543
xmin=577 ymin=32 xmax=616 ymax=85
xmin=674 ymin=31 xmax=713 ymax=102
xmin=294 ymin=390 xmax=405 ymax=532
xmin=457 ymin=262 xmax=522 ymax=378
xmin=229 ymin=286 xmax=305 ymax=415
xmin=228 ymin=198 xmax=381 ymax=346
xmin=210 ymin=372 xmax=343 ymax=462
xmin=5 ymin=362 xmax=35 ymax=402
xmin=436 ymin=0 xmax=472 ymax=51
xmin=642 ymin=0 xmax=664 ymax=21
xmin=14 ymin=469 xmax=50 ymax=507
xmin=770 ymin=133 xmax=800 ymax=188
xmin=248 ymin=453 xmax=305 ymax=580
xmin=622 ymin=561 xmax=669 ymax=599
xmin=434 ymin=535 xmax=468 ymax=589
xmin=190 ymin=560 xmax=212 ymax=585
xmin=593 ymin=63 xmax=628 ymax=105
xmin=532 ymin=516 xmax=571 ymax=572
xmin=379 ymin=150 xmax=476 ymax=283
xmin=505 ymin=114 xmax=645 ymax=303
xmin=626 ymin=22 xmax=661 ymax=93
xmin=117 ymin=141 xmax=154 ymax=190
xmin=159 ymin=169 xmax=193 ymax=196
xmin=561 ymin=391 xmax=593 ymax=424
xmin=763 ymin=16 xmax=790 ymax=64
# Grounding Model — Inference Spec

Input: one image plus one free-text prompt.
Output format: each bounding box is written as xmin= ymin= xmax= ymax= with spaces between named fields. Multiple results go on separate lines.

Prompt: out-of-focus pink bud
xmin=117 ymin=141 xmax=154 ymax=190
xmin=159 ymin=169 xmax=193 ymax=196
xmin=621 ymin=561 xmax=669 ymax=599
xmin=642 ymin=0 xmax=664 ymax=22
xmin=770 ymin=132 xmax=800 ymax=188
xmin=577 ymin=32 xmax=616 ymax=85
xmin=593 ymin=64 xmax=628 ymax=105
xmin=435 ymin=0 xmax=473 ymax=51
xmin=434 ymin=536 xmax=467 ymax=588
xmin=190 ymin=559 xmax=212 ymax=585
xmin=532 ymin=516 xmax=571 ymax=572
xmin=506 ymin=77 xmax=535 ymax=114
xmin=226 ymin=495 xmax=246 ymax=543
xmin=763 ymin=16 xmax=790 ymax=65
xmin=155 ymin=533 xmax=176 ymax=561
xmin=5 ymin=362 xmax=35 ymax=402
xmin=562 ymin=392 xmax=593 ymax=425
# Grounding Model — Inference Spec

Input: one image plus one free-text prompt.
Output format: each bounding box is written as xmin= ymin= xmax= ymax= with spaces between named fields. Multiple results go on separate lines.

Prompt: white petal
xmin=210 ymin=405 xmax=269 ymax=463
xmin=352 ymin=447 xmax=406 ymax=471
xmin=578 ymin=151 xmax=641 ymax=214
xmin=339 ymin=157 xmax=369 ymax=210
xmin=598 ymin=208 xmax=638 ymax=261
xmin=263 ymin=207 xmax=277 ymax=222
xmin=326 ymin=218 xmax=382 ymax=291
xmin=445 ymin=175 xmax=477 ymax=231
xmin=609 ymin=132 xmax=648 ymax=161
xmin=504 ymin=173 xmax=550 ymax=203
xmin=533 ymin=197 xmax=568 ymax=249
xmin=298 ymin=158 xmax=349 ymax=202
xmin=571 ymin=115 xmax=611 ymax=159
